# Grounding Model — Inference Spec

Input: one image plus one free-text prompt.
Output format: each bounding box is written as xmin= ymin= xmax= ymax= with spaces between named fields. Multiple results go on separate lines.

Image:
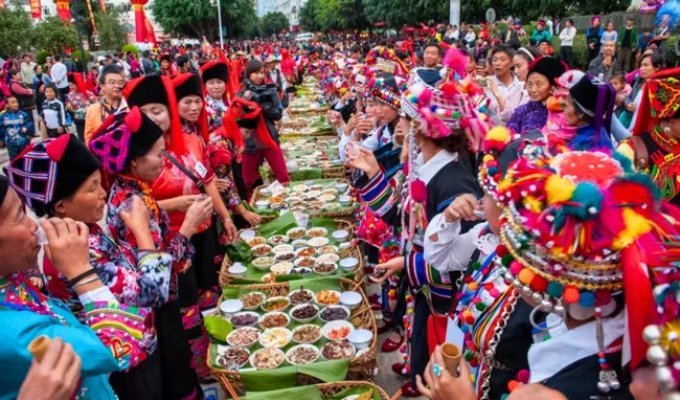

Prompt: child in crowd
xmin=0 ymin=96 xmax=32 ymax=159
xmin=610 ymin=74 xmax=632 ymax=115
xmin=40 ymin=84 xmax=67 ymax=138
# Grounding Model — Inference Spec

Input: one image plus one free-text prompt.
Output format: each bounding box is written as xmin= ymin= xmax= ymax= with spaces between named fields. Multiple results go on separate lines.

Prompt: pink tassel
xmin=411 ymin=179 xmax=427 ymax=203
xmin=443 ymin=47 xmax=467 ymax=78
xmin=420 ymin=107 xmax=449 ymax=138
xmin=417 ymin=87 xmax=432 ymax=107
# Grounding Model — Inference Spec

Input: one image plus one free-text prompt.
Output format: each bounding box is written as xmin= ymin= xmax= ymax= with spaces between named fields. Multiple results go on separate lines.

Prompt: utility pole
xmin=449 ymin=0 xmax=460 ymax=27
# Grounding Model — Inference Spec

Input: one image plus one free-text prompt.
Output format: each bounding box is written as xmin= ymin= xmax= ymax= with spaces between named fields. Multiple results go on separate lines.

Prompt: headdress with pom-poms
xmin=492 ymin=144 xmax=680 ymax=394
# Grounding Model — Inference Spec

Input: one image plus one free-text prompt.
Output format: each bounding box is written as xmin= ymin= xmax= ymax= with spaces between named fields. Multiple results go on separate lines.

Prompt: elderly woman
xmin=0 ymin=176 xmax=151 ymax=399
xmin=506 ymin=57 xmax=567 ymax=134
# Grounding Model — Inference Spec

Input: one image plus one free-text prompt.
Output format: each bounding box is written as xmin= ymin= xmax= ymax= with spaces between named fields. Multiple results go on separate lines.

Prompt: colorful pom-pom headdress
xmin=371 ymin=73 xmax=407 ymax=110
xmin=492 ymin=145 xmax=680 ymax=393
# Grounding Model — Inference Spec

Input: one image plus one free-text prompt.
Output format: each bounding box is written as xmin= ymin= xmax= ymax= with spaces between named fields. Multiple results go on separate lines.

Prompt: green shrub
xmin=72 ymin=49 xmax=90 ymax=64
xmin=36 ymin=49 xmax=50 ymax=65
xmin=121 ymin=43 xmax=138 ymax=56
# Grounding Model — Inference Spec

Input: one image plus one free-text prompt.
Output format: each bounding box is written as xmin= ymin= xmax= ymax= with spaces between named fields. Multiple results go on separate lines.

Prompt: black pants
xmin=559 ymin=45 xmax=573 ymax=68
xmin=618 ymin=47 xmax=634 ymax=73
xmin=58 ymin=87 xmax=69 ymax=102
xmin=110 ymin=350 xmax=163 ymax=400
xmin=74 ymin=120 xmax=85 ymax=141
xmin=588 ymin=45 xmax=600 ymax=63
xmin=46 ymin=128 xmax=62 ymax=138
xmin=409 ymin=293 xmax=451 ymax=386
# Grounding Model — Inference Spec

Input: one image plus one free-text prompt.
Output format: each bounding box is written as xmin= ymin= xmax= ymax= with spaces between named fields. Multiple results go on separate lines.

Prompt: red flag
xmin=30 ymin=0 xmax=41 ymax=19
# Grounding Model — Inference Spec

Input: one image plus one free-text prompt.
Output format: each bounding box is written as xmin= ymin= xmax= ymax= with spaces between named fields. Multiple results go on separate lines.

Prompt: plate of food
xmin=272 ymin=244 xmax=295 ymax=254
xmin=321 ymin=320 xmax=355 ymax=341
xmin=295 ymin=246 xmax=317 ymax=257
xmin=230 ymin=311 xmax=259 ymax=328
xmin=290 ymin=303 xmax=320 ymax=323
xmin=315 ymin=290 xmax=341 ymax=306
xmin=250 ymin=347 xmax=285 ymax=370
xmin=268 ymin=235 xmax=289 ymax=246
xmin=319 ymin=305 xmax=350 ymax=322
xmin=306 ymin=227 xmax=328 ymax=238
xmin=226 ymin=327 xmax=260 ymax=348
xmin=252 ymin=256 xmax=275 ymax=271
xmin=308 ymin=237 xmax=330 ymax=248
xmin=285 ymin=344 xmax=320 ymax=366
xmin=261 ymin=296 xmax=290 ymax=312
xmin=292 ymin=324 xmax=322 ymax=344
xmin=321 ymin=340 xmax=356 ymax=360
xmin=259 ymin=327 xmax=293 ymax=348
xmin=246 ymin=236 xmax=266 ymax=247
xmin=270 ymin=261 xmax=294 ymax=275
xmin=251 ymin=244 xmax=272 ymax=257
xmin=258 ymin=311 xmax=290 ymax=329
xmin=288 ymin=288 xmax=315 ymax=305
xmin=286 ymin=227 xmax=306 ymax=240
xmin=216 ymin=346 xmax=250 ymax=371
xmin=293 ymin=256 xmax=316 ymax=268
xmin=240 ymin=292 xmax=266 ymax=310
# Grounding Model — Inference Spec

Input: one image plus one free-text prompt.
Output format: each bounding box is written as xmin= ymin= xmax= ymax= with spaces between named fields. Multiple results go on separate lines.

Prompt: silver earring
xmin=664 ymin=126 xmax=673 ymax=135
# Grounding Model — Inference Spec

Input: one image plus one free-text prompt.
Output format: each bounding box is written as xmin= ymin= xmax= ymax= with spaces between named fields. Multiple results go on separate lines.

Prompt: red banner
xmin=99 ymin=0 xmax=107 ymax=13
xmin=30 ymin=0 xmax=41 ymax=19
xmin=0 ymin=0 xmax=5 ymax=8
xmin=56 ymin=0 xmax=72 ymax=22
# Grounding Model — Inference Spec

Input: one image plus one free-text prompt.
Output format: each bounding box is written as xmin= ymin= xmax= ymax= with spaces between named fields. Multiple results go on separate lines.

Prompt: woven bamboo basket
xmin=216 ymin=380 xmax=389 ymax=400
xmin=261 ymin=164 xmax=346 ymax=182
xmin=219 ymin=219 xmax=364 ymax=287
xmin=390 ymin=389 xmax=402 ymax=400
xmin=209 ymin=278 xmax=378 ymax=397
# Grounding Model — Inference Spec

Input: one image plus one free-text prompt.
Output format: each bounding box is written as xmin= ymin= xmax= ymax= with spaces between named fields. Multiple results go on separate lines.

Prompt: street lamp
xmin=210 ymin=0 xmax=224 ymax=50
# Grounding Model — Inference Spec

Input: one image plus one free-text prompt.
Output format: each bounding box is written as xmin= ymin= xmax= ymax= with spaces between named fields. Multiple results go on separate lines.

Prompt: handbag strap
xmin=162 ymin=151 xmax=206 ymax=194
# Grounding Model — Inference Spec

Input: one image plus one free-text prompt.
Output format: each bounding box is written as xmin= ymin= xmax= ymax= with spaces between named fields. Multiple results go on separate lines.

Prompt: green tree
xmin=259 ymin=11 xmax=290 ymax=37
xmin=95 ymin=8 xmax=128 ymax=50
xmin=299 ymin=0 xmax=320 ymax=32
xmin=152 ymin=0 xmax=258 ymax=39
xmin=314 ymin=0 xmax=367 ymax=31
xmin=0 ymin=6 xmax=32 ymax=57
xmin=362 ymin=0 xmax=446 ymax=28
xmin=32 ymin=17 xmax=79 ymax=55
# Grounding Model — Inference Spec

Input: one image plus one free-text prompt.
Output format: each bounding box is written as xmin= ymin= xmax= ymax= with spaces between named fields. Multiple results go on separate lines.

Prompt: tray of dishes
xmin=220 ymin=217 xmax=364 ymax=286
xmin=249 ymin=179 xmax=356 ymax=220
xmin=208 ymin=278 xmax=378 ymax=391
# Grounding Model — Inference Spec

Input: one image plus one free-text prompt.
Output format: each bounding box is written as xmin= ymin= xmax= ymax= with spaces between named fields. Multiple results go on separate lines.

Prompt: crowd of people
xmin=0 ymin=15 xmax=679 ymax=400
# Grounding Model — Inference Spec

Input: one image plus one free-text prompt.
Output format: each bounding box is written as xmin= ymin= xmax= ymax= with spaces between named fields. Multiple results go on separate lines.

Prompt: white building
xmin=256 ymin=0 xmax=307 ymax=30
xmin=256 ymin=0 xmax=277 ymax=17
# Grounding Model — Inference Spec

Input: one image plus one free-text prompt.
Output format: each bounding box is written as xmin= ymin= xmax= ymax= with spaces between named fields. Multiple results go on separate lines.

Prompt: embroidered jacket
xmin=0 ymin=109 xmax=32 ymax=159
xmin=0 ymin=272 xmax=150 ymax=399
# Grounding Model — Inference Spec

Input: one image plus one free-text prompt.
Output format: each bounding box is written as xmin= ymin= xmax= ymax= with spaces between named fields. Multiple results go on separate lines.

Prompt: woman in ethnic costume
xmin=0 ymin=175 xmax=152 ymax=399
xmin=348 ymin=63 xmax=484 ymax=397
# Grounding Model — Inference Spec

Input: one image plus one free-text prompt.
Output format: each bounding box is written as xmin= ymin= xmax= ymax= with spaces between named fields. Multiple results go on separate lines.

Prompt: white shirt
xmin=425 ymin=218 xmax=490 ymax=272
xmin=559 ymin=26 xmax=577 ymax=46
xmin=50 ymin=62 xmax=68 ymax=88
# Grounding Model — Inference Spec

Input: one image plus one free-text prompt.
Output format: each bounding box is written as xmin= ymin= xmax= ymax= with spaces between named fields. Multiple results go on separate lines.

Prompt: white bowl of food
xmin=226 ymin=327 xmax=260 ymax=349
xmin=331 ymin=230 xmax=350 ymax=242
xmin=316 ymin=253 xmax=340 ymax=264
xmin=245 ymin=236 xmax=265 ymax=247
xmin=286 ymin=344 xmax=320 ymax=366
xmin=216 ymin=346 xmax=250 ymax=371
xmin=255 ymin=200 xmax=270 ymax=210
xmin=251 ymin=244 xmax=272 ymax=257
xmin=295 ymin=246 xmax=317 ymax=257
xmin=291 ymin=239 xmax=309 ymax=248
xmin=286 ymin=227 xmax=306 ymax=240
xmin=289 ymin=303 xmax=320 ymax=323
xmin=252 ymin=256 xmax=275 ymax=271
xmin=340 ymin=291 xmax=362 ymax=310
xmin=308 ymin=237 xmax=330 ymax=247
xmin=317 ymin=245 xmax=339 ymax=255
xmin=348 ymin=329 xmax=373 ymax=350
xmin=313 ymin=261 xmax=338 ymax=276
xmin=268 ymin=235 xmax=290 ymax=246
xmin=306 ymin=227 xmax=328 ymax=238
xmin=274 ymin=252 xmax=296 ymax=263
xmin=240 ymin=291 xmax=266 ymax=310
xmin=294 ymin=256 xmax=317 ymax=268
xmin=229 ymin=311 xmax=260 ymax=328
xmin=239 ymin=229 xmax=257 ymax=241
xmin=272 ymin=244 xmax=295 ymax=254
xmin=338 ymin=195 xmax=352 ymax=207
xmin=261 ymin=296 xmax=291 ymax=312
xmin=334 ymin=182 xmax=349 ymax=193
xmin=288 ymin=288 xmax=315 ymax=305
xmin=319 ymin=305 xmax=351 ymax=323
xmin=270 ymin=261 xmax=294 ymax=276
xmin=250 ymin=347 xmax=285 ymax=370
xmin=259 ymin=327 xmax=293 ymax=348
xmin=258 ymin=311 xmax=290 ymax=329
xmin=339 ymin=257 xmax=359 ymax=272
xmin=320 ymin=340 xmax=356 ymax=361
xmin=292 ymin=324 xmax=322 ymax=344
xmin=219 ymin=299 xmax=243 ymax=316
xmin=228 ymin=262 xmax=248 ymax=277
xmin=315 ymin=289 xmax=341 ymax=306
xmin=291 ymin=267 xmax=313 ymax=275
xmin=322 ymin=320 xmax=355 ymax=341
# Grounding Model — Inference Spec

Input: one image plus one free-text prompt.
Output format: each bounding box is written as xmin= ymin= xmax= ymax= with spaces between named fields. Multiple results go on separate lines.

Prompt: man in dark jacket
xmin=617 ymin=16 xmax=638 ymax=73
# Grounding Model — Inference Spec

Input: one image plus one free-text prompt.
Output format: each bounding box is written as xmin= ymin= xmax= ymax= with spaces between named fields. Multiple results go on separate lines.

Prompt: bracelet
xmin=71 ymin=275 xmax=99 ymax=290
xmin=67 ymin=268 xmax=97 ymax=288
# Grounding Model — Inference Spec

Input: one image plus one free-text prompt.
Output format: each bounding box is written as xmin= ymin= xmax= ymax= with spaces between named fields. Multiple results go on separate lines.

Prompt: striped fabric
xmin=4 ymin=141 xmax=58 ymax=209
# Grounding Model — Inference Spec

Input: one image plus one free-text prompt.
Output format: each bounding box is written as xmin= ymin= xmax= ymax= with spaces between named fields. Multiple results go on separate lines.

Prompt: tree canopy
xmin=152 ymin=0 xmax=258 ymax=39
xmin=95 ymin=8 xmax=128 ymax=51
xmin=0 ymin=6 xmax=32 ymax=57
xmin=259 ymin=12 xmax=290 ymax=37
xmin=32 ymin=17 xmax=79 ymax=55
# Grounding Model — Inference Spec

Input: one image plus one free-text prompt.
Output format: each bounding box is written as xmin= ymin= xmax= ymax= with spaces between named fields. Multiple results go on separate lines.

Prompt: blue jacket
xmin=0 ymin=109 xmax=32 ymax=158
